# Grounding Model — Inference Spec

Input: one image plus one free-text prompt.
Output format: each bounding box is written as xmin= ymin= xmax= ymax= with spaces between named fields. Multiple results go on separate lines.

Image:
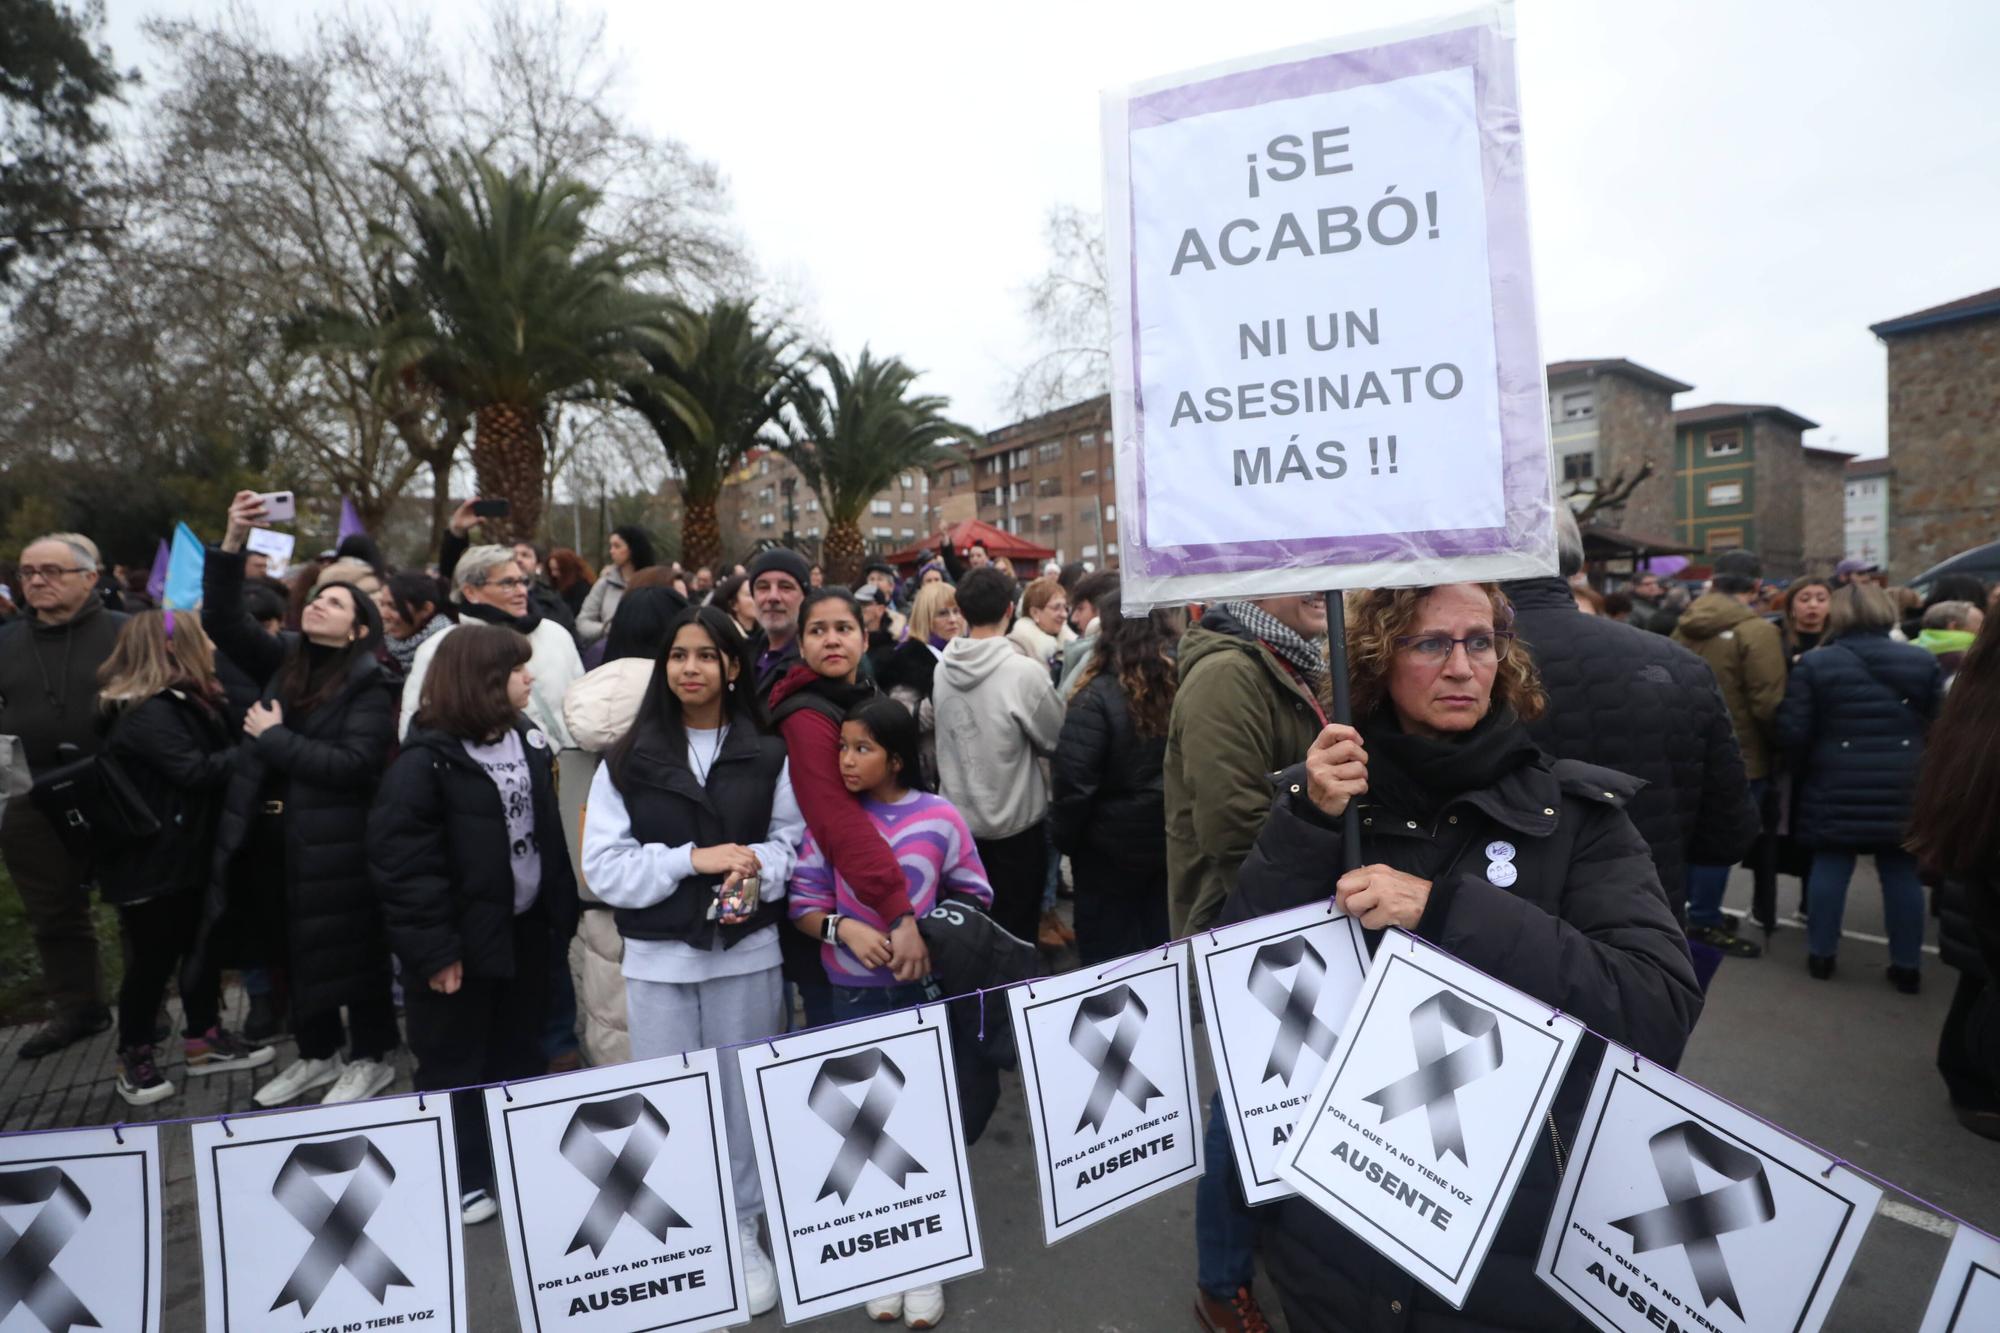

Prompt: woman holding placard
xmin=581 ymin=603 xmax=802 ymax=1318
xmin=1220 ymin=582 xmax=1700 ymax=1333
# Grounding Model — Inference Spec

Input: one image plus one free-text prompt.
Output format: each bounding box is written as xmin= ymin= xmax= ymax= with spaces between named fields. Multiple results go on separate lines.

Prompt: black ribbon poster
xmin=192 ymin=1094 xmax=467 ymax=1333
xmin=483 ymin=1051 xmax=749 ymax=1333
xmin=737 ymin=1007 xmax=983 ymax=1324
xmin=1536 ymin=1046 xmax=1879 ymax=1333
xmin=1278 ymin=933 xmax=1581 ymax=1309
xmin=1010 ymin=945 xmax=1205 ymax=1245
xmin=0 ymin=1125 xmax=162 ymax=1333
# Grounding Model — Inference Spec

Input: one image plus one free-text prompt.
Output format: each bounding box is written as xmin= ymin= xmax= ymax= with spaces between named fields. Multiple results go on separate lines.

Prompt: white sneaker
xmin=461 ymin=1189 xmax=498 ymax=1225
xmin=902 ymin=1283 xmax=945 ymax=1329
xmin=320 ymin=1056 xmax=395 ymax=1104
xmin=739 ymin=1214 xmax=778 ymax=1316
xmin=252 ymin=1055 xmax=343 ymax=1108
xmin=864 ymin=1292 xmax=903 ymax=1323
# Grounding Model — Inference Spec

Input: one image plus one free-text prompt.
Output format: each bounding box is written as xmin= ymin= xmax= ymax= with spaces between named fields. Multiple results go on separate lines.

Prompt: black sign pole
xmin=1324 ymin=589 xmax=1363 ymax=874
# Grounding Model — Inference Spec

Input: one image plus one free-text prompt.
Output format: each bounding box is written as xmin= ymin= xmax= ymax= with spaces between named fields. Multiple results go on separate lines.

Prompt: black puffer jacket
xmin=1219 ymin=724 xmax=1701 ymax=1333
xmin=200 ymin=547 xmax=400 ymax=1016
xmin=1778 ymin=632 xmax=1940 ymax=849
xmin=96 ymin=690 xmax=237 ymax=906
xmin=1048 ymin=671 xmax=1166 ymax=879
xmin=369 ymin=720 xmax=579 ymax=982
xmin=1938 ymin=876 xmax=2000 ymax=982
xmin=1502 ymin=577 xmax=1759 ymax=916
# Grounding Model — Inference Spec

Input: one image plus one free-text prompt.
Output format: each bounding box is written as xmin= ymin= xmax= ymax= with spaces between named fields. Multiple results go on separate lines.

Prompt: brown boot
xmin=1037 ymin=911 xmax=1068 ymax=951
xmin=1194 ymin=1286 xmax=1270 ymax=1333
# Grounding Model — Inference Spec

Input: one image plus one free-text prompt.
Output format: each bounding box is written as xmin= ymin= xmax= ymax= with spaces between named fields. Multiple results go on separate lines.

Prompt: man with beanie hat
xmin=745 ymin=547 xmax=810 ymax=701
xmin=1673 ymin=548 xmax=1787 ymax=956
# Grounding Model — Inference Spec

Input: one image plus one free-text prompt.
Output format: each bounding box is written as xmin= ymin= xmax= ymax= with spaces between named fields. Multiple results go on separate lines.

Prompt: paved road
xmin=147 ymin=860 xmax=1995 ymax=1330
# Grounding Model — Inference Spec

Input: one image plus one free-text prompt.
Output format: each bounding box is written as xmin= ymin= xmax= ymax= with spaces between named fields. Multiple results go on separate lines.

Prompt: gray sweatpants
xmin=626 ymin=967 xmax=785 ymax=1219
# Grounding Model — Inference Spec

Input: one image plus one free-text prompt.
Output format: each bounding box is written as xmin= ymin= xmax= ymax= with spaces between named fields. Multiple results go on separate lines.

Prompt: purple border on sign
xmin=1120 ymin=21 xmax=1547 ymax=579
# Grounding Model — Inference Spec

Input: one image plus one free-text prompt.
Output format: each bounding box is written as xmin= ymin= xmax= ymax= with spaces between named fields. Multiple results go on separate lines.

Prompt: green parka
xmin=1672 ymin=592 xmax=1787 ymax=779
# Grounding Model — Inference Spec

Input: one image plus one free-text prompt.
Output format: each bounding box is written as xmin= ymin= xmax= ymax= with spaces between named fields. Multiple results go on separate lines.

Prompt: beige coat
xmin=559 ymin=657 xmax=653 ymax=1067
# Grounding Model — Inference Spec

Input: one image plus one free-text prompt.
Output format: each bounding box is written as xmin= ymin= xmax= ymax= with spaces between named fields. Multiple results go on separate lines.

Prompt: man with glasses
xmin=0 ymin=534 xmax=127 ymax=1057
xmin=397 ymin=545 xmax=583 ymax=748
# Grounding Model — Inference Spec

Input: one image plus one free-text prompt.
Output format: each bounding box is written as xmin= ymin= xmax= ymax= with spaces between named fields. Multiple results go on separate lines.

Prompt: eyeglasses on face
xmin=484 ymin=576 xmax=532 ymax=591
xmin=20 ymin=565 xmax=88 ymax=583
xmin=1393 ymin=631 xmax=1515 ymax=664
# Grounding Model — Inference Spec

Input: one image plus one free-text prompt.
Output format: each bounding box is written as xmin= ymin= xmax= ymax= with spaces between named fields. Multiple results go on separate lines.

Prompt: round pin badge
xmin=1486 ymin=860 xmax=1518 ymax=888
xmin=526 ymin=728 xmax=549 ymax=750
xmin=1485 ymin=840 xmax=1516 ymax=863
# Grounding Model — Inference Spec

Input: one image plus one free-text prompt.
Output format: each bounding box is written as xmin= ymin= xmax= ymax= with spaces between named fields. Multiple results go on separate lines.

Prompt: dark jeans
xmin=975 ymin=822 xmax=1048 ymax=946
xmin=1072 ymin=856 xmax=1170 ymax=967
xmin=295 ymin=982 xmax=402 ymax=1063
xmin=1807 ymin=848 xmax=1926 ymax=968
xmin=791 ymin=979 xmax=838 ymax=1033
xmin=1196 ymin=1091 xmax=1257 ymax=1299
xmin=0 ymin=801 xmax=105 ymax=1019
xmin=1940 ymin=970 xmax=2000 ymax=1113
xmin=542 ymin=923 xmax=580 ymax=1064
xmin=831 ymin=979 xmax=939 ymax=1022
xmin=116 ymin=891 xmax=218 ymax=1049
xmin=403 ymin=911 xmax=550 ymax=1193
xmin=1686 ymin=778 xmax=1768 ymax=927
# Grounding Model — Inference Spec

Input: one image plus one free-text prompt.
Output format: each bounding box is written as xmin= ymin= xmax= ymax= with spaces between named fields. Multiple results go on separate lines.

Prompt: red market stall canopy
xmin=881 ymin=519 xmax=1056 ymax=571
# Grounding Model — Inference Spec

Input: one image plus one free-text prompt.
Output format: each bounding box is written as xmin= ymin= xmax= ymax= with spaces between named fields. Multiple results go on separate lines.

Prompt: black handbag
xmin=28 ymin=746 xmax=161 ymax=858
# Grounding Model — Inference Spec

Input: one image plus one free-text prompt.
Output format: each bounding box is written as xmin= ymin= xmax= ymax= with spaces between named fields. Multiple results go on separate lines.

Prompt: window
xmin=1704 ymin=527 xmax=1744 ymax=552
xmin=1080 ymin=432 xmax=1097 ymax=447
xmin=1562 ymin=452 xmax=1595 ymax=482
xmin=1079 ymin=468 xmax=1096 ymax=485
xmin=951 ymin=467 xmax=970 ymax=485
xmin=1037 ymin=441 xmax=1063 ymax=462
xmin=1038 ymin=477 xmax=1062 ymax=497
xmin=1082 ymin=544 xmax=1099 ymax=559
xmin=805 ymin=524 xmax=821 ymax=538
xmin=872 ymin=526 xmax=893 ymax=539
xmin=1559 ymin=390 xmax=1593 ymax=420
xmin=1105 ymin=503 xmax=1116 ymax=522
xmin=1010 ymin=447 xmax=1030 ymax=468
xmin=1107 ymin=542 xmax=1119 ymax=556
xmin=981 ymin=457 xmax=1004 ymax=477
xmin=901 ymin=501 xmax=916 ymax=513
xmin=1705 ymin=431 xmax=1742 ymax=458
xmin=759 ymin=458 xmax=771 ymax=475
xmin=758 ymin=512 xmax=775 ymax=528
xmin=1039 ymin=512 xmax=1062 ymax=529
xmin=900 ymin=527 xmax=916 ymax=539
xmin=871 ymin=499 xmax=892 ymax=515
xmin=1706 ymin=481 xmax=1744 ymax=507
xmin=758 ymin=486 xmax=774 ymax=504
xmin=805 ymin=497 xmax=819 ymax=513
xmin=899 ymin=473 xmax=913 ymax=490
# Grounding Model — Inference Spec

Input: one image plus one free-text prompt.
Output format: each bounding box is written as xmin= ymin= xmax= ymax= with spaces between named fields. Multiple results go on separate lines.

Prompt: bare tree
xmin=1006 ymin=203 xmax=1110 ymax=417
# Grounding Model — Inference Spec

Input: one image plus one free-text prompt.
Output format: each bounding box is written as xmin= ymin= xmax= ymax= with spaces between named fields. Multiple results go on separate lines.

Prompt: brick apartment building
xmin=1869 ymin=285 xmax=2000 ymax=578
xmin=1545 ymin=358 xmax=1692 ymax=542
xmin=704 ymin=448 xmax=931 ymax=566
xmin=1669 ymin=403 xmax=1848 ymax=576
xmin=926 ymin=396 xmax=1119 ymax=566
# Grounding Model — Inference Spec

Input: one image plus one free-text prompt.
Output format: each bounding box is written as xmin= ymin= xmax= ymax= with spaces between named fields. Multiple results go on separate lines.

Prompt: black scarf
xmin=802 ymin=673 xmax=875 ymax=714
xmin=1358 ymin=706 xmax=1540 ymax=821
xmin=459 ymin=599 xmax=543 ymax=635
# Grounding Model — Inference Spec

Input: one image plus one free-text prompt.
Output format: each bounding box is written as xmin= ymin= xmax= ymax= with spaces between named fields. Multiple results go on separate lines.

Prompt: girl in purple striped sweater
xmin=789 ymin=697 xmax=992 ymax=1020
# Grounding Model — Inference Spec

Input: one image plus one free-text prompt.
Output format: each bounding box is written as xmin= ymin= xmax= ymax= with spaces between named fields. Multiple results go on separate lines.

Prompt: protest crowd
xmin=2 ymin=487 xmax=1996 ymax=1333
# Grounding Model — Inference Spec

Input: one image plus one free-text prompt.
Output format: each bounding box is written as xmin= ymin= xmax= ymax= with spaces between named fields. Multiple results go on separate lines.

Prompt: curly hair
xmin=1345 ymin=584 xmax=1545 ymax=723
xmin=1073 ymin=591 xmax=1185 ymax=736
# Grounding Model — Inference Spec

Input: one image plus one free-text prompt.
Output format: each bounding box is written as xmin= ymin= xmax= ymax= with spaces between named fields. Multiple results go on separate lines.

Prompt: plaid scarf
xmin=1217 ymin=600 xmax=1330 ymax=698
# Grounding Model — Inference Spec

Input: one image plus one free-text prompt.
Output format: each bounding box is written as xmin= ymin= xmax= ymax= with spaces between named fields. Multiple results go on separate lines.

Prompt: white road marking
xmin=1878 ymin=1197 xmax=1955 ymax=1237
xmin=1772 ymin=914 xmax=1940 ymax=956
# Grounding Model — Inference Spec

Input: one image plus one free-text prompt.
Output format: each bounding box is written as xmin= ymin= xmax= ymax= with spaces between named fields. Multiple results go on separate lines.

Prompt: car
xmin=1908 ymin=539 xmax=2000 ymax=601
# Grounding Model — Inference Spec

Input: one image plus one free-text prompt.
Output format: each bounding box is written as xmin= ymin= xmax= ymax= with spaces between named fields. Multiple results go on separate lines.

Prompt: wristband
xmin=821 ymin=913 xmax=843 ymax=945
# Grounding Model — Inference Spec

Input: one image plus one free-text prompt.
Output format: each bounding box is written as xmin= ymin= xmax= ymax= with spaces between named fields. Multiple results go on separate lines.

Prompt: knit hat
xmin=745 ymin=547 xmax=810 ymax=590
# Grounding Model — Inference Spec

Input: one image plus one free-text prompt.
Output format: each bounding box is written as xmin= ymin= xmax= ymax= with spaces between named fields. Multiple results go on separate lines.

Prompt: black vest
xmin=612 ymin=711 xmax=789 ymax=948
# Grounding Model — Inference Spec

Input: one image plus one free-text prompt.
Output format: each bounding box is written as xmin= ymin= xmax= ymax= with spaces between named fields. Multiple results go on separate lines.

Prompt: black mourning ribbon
xmin=1362 ymin=990 xmax=1504 ymax=1165
xmin=269 ymin=1136 xmax=414 ymax=1315
xmin=0 ymin=1166 xmax=97 ymax=1332
xmin=810 ymin=1049 xmax=926 ymax=1204
xmin=1247 ymin=936 xmax=1340 ymax=1085
xmin=1069 ymin=984 xmax=1164 ymax=1134
xmin=1610 ymin=1121 xmax=1778 ymax=1320
xmin=562 ymin=1094 xmax=690 ymax=1258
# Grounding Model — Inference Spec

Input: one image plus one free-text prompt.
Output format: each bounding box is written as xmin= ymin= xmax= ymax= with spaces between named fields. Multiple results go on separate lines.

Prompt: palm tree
xmin=364 ymin=151 xmax=686 ymax=540
xmin=779 ymin=348 xmax=979 ymax=585
xmin=623 ymin=298 xmax=801 ymax=571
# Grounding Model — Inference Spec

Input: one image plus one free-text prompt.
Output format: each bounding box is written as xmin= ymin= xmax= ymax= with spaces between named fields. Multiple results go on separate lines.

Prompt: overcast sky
xmin=107 ymin=0 xmax=1999 ymax=460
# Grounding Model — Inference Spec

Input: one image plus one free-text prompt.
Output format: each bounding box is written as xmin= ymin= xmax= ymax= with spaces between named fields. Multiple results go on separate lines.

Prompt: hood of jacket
xmin=938 ymin=634 xmax=1023 ymax=692
xmin=1497 ymin=576 xmax=1578 ymax=616
xmin=1673 ymin=591 xmax=1759 ymax=640
xmin=1175 ymin=605 xmax=1261 ymax=680
xmin=562 ymin=657 xmax=653 ymax=752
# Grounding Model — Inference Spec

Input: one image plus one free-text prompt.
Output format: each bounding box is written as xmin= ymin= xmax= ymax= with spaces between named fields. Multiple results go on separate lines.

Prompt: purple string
xmin=6 ymin=923 xmax=1989 ymax=1247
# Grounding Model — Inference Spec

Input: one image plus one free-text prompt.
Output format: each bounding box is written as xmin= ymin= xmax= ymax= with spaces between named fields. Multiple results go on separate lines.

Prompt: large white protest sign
xmin=1277 ymin=931 xmax=1582 ymax=1307
xmin=1535 ymin=1049 xmax=1879 ymax=1333
xmin=1195 ymin=903 xmax=1369 ymax=1204
xmin=1919 ymin=1222 xmax=2000 ymax=1333
xmin=191 ymin=1095 xmax=467 ymax=1333
xmin=484 ymin=1051 xmax=749 ymax=1333
xmin=737 ymin=1007 xmax=981 ymax=1322
xmin=1007 ymin=945 xmax=1204 ymax=1243
xmin=1103 ymin=4 xmax=1555 ymax=609
xmin=0 ymin=1124 xmax=162 ymax=1332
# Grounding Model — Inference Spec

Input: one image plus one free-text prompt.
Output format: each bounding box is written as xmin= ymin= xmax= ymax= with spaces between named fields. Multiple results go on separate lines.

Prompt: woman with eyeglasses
xmin=1218 ymin=582 xmax=1700 ymax=1333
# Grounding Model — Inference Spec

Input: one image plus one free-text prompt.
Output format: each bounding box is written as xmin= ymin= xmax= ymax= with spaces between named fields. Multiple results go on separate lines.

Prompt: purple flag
xmin=146 ymin=539 xmax=170 ymax=602
xmin=337 ymin=496 xmax=366 ymax=543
